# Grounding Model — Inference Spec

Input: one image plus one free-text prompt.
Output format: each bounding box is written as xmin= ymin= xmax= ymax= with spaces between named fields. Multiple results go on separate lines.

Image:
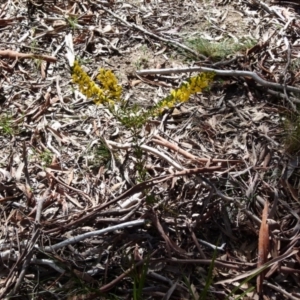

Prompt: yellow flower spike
xmin=156 ymin=71 xmax=214 ymax=112
xmin=71 ymin=60 xmax=121 ymax=105
xmin=107 ymin=99 xmax=115 ymax=106
xmin=72 ymin=59 xmax=214 ymax=126
xmin=96 ymin=68 xmax=122 ymax=101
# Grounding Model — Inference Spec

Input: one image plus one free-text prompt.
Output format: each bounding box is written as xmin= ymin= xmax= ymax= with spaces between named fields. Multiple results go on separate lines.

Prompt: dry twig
xmin=0 ymin=49 xmax=57 ymax=62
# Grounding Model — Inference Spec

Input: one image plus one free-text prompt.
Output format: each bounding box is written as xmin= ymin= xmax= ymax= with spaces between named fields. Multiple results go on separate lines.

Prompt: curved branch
xmin=136 ymin=66 xmax=300 ymax=95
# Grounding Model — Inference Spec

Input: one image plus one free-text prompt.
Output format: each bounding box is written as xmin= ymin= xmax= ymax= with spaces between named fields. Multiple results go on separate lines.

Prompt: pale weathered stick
xmin=107 ymin=140 xmax=185 ymax=171
xmin=44 ymin=219 xmax=146 ymax=252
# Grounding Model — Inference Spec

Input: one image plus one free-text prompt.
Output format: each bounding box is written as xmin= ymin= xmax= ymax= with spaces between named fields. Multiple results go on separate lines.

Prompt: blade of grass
xmin=225 ymin=264 xmax=269 ymax=300
xmin=200 ymin=238 xmax=219 ymax=299
xmin=133 ymin=254 xmax=150 ymax=300
xmin=233 ymin=286 xmax=255 ymax=300
xmin=182 ymin=274 xmax=198 ymax=300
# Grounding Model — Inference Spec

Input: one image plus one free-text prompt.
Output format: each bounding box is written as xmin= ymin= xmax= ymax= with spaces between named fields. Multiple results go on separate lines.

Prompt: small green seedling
xmin=0 ymin=114 xmax=15 ymax=136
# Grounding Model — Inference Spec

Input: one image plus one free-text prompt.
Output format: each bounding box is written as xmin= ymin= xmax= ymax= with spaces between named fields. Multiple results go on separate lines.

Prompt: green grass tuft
xmin=0 ymin=113 xmax=17 ymax=136
xmin=187 ymin=37 xmax=256 ymax=61
xmin=283 ymin=112 xmax=300 ymax=154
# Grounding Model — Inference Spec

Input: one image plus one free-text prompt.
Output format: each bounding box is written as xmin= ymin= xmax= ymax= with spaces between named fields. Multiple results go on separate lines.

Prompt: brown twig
xmin=152 ymin=135 xmax=241 ymax=166
xmin=0 ymin=49 xmax=57 ymax=63
xmin=147 ymin=210 xmax=186 ymax=256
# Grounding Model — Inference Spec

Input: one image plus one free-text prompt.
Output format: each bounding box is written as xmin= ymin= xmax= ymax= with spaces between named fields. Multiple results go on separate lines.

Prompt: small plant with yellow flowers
xmin=153 ymin=72 xmax=215 ymax=115
xmin=71 ymin=60 xmax=214 ymax=181
xmin=71 ymin=59 xmax=214 ymax=126
xmin=72 ymin=60 xmax=122 ymax=105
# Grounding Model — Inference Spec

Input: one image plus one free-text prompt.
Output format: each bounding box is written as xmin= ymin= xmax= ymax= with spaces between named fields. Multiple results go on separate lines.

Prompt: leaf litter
xmin=0 ymin=0 xmax=300 ymax=299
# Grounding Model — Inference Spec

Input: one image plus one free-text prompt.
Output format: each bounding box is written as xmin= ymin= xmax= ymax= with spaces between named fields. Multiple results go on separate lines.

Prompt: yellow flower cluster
xmin=72 ymin=60 xmax=122 ymax=105
xmin=97 ymin=69 xmax=122 ymax=101
xmin=155 ymin=72 xmax=214 ymax=113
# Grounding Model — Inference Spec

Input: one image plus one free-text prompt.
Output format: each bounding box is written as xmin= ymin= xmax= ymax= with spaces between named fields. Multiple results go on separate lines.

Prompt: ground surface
xmin=0 ymin=0 xmax=300 ymax=299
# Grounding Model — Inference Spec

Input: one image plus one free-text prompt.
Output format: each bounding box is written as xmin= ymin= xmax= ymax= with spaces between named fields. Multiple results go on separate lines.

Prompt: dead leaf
xmin=257 ymin=200 xmax=269 ymax=295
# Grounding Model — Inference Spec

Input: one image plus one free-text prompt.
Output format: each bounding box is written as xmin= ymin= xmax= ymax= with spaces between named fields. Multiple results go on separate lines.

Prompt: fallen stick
xmin=0 ymin=49 xmax=57 ymax=63
xmin=152 ymin=134 xmax=241 ymax=166
xmin=107 ymin=140 xmax=185 ymax=171
xmin=136 ymin=66 xmax=300 ymax=95
xmin=97 ymin=3 xmax=205 ymax=60
xmin=43 ymin=220 xmax=147 ymax=252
